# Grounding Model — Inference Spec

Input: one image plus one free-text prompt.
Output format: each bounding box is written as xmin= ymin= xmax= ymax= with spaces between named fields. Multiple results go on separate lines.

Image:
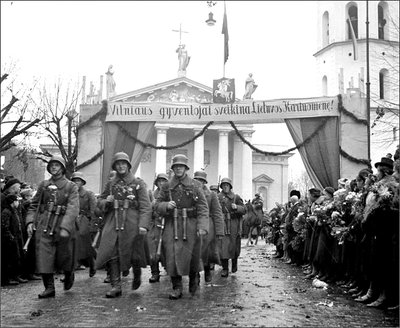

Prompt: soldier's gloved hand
xmin=60 ymin=228 xmax=70 ymax=238
xmin=106 ymin=195 xmax=114 ymax=203
xmin=231 ymin=203 xmax=237 ymax=210
xmin=167 ymin=201 xmax=176 ymax=210
xmin=27 ymin=223 xmax=34 ymax=237
xmin=139 ymin=227 xmax=147 ymax=235
xmin=197 ymin=229 xmax=207 ymax=236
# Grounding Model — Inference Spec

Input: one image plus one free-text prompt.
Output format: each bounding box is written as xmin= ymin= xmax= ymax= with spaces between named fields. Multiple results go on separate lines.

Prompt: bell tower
xmin=313 ymin=1 xmax=399 ymax=165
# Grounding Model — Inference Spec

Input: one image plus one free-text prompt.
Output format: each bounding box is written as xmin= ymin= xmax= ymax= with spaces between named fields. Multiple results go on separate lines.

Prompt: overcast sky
xmin=1 ymin=1 xmax=320 ymax=180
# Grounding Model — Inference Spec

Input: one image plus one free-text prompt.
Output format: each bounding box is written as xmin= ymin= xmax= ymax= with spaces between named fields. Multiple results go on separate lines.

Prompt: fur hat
xmin=308 ymin=188 xmax=321 ymax=197
xmin=2 ymin=178 xmax=21 ymax=192
xmin=289 ymin=190 xmax=301 ymax=199
xmin=324 ymin=187 xmax=335 ymax=197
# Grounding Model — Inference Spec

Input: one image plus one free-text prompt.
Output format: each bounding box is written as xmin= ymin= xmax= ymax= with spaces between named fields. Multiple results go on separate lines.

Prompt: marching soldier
xmin=26 ymin=156 xmax=79 ymax=298
xmin=147 ymin=173 xmax=168 ymax=283
xmin=95 ymin=152 xmax=152 ymax=298
xmin=71 ymin=171 xmax=98 ymax=277
xmin=193 ymin=171 xmax=224 ymax=283
xmin=155 ymin=154 xmax=209 ymax=299
xmin=218 ymin=177 xmax=246 ymax=277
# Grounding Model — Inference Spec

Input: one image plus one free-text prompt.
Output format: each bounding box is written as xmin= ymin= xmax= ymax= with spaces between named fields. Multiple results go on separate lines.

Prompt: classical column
xmin=155 ymin=127 xmax=169 ymax=175
xmin=218 ymin=129 xmax=230 ymax=181
xmin=241 ymin=131 xmax=253 ymax=201
xmin=193 ymin=128 xmax=204 ymax=172
xmin=232 ymin=135 xmax=243 ymax=193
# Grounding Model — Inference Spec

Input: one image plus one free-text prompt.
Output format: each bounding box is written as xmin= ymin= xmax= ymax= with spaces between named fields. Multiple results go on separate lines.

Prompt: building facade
xmin=314 ymin=1 xmax=399 ymax=165
xmin=78 ymin=77 xmax=293 ymax=209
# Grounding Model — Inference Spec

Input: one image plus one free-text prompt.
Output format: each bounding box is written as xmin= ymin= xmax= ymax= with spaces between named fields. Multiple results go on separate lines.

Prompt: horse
xmin=243 ymin=200 xmax=263 ymax=246
xmin=214 ymin=80 xmax=234 ymax=103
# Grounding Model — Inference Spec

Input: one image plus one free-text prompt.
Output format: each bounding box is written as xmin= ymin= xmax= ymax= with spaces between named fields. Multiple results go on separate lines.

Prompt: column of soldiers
xmin=9 ymin=152 xmax=246 ymax=300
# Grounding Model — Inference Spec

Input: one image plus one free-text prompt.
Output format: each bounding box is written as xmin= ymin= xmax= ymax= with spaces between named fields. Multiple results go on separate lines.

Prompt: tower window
xmin=379 ymin=68 xmax=389 ymax=99
xmin=347 ymin=5 xmax=358 ymax=39
xmin=322 ymin=76 xmax=328 ymax=96
xmin=322 ymin=11 xmax=329 ymax=47
xmin=378 ymin=2 xmax=388 ymax=40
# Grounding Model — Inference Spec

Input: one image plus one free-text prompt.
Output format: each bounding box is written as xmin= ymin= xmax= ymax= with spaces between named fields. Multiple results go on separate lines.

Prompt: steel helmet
xmin=193 ymin=171 xmax=208 ymax=183
xmin=171 ymin=154 xmax=190 ymax=170
xmin=47 ymin=156 xmax=66 ymax=174
xmin=219 ymin=177 xmax=233 ymax=189
xmin=154 ymin=173 xmax=168 ymax=186
xmin=209 ymin=185 xmax=219 ymax=192
xmin=111 ymin=152 xmax=132 ymax=171
xmin=71 ymin=171 xmax=86 ymax=185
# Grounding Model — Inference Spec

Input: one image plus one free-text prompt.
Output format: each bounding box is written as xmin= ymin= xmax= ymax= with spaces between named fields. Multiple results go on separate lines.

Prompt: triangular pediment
xmin=111 ymin=77 xmax=213 ymax=104
xmin=253 ymin=174 xmax=274 ymax=184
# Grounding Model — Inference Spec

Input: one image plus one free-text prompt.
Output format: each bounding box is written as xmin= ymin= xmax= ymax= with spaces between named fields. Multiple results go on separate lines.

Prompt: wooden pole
xmin=366 ymin=0 xmax=371 ymax=162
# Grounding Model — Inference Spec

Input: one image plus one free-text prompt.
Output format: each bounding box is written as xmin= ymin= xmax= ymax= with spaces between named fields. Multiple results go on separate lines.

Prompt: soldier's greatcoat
xmin=218 ymin=190 xmax=246 ymax=259
xmin=95 ymin=172 xmax=152 ymax=272
xmin=201 ymin=186 xmax=224 ymax=266
xmin=26 ymin=176 xmax=79 ymax=273
xmin=75 ymin=187 xmax=97 ymax=263
xmin=155 ymin=174 xmax=209 ymax=277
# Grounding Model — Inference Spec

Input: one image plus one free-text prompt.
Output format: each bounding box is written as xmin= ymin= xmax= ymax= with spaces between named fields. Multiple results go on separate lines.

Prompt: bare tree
xmin=0 ymin=64 xmax=41 ymax=153
xmin=33 ymin=78 xmax=82 ymax=178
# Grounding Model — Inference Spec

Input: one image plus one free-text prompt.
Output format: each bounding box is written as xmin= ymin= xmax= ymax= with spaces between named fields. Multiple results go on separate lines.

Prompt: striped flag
xmin=346 ymin=17 xmax=358 ymax=61
xmin=222 ymin=2 xmax=229 ymax=64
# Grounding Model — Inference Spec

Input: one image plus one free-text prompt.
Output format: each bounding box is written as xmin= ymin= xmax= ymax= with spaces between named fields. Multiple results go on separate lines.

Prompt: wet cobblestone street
xmin=1 ymin=240 xmax=399 ymax=327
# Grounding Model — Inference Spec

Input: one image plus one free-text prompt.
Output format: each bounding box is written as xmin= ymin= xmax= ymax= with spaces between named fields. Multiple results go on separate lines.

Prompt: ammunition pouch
xmin=42 ymin=204 xmax=67 ymax=215
xmin=115 ymin=199 xmax=139 ymax=210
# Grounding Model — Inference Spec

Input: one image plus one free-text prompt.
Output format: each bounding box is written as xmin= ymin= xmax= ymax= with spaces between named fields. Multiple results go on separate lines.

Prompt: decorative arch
xmin=322 ymin=11 xmax=330 ymax=47
xmin=378 ymin=1 xmax=389 ymax=40
xmin=379 ymin=68 xmax=389 ymax=99
xmin=322 ymin=75 xmax=328 ymax=96
xmin=346 ymin=2 xmax=358 ymax=40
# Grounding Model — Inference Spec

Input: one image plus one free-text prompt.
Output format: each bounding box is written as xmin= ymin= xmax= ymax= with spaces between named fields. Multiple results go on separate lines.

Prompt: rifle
xmin=155 ymin=217 xmax=165 ymax=262
xmin=23 ymin=236 xmax=32 ymax=253
xmin=91 ymin=229 xmax=101 ymax=248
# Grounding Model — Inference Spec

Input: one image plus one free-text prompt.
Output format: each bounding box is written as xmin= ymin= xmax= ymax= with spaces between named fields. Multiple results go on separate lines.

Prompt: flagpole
xmin=366 ymin=0 xmax=371 ymax=163
xmin=222 ymin=0 xmax=227 ymax=78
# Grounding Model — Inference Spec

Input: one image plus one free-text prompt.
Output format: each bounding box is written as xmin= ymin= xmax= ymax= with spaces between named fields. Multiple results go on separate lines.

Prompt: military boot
xmin=169 ymin=276 xmax=183 ymax=300
xmin=132 ymin=266 xmax=142 ymax=290
xmin=232 ymin=258 xmax=238 ymax=273
xmin=63 ymin=271 xmax=75 ymax=291
xmin=221 ymin=259 xmax=229 ymax=277
xmin=106 ymin=260 xmax=122 ymax=298
xmin=149 ymin=262 xmax=160 ymax=283
xmin=38 ymin=274 xmax=55 ymax=299
xmin=89 ymin=257 xmax=96 ymax=277
xmin=204 ymin=266 xmax=212 ymax=283
xmin=189 ymin=273 xmax=200 ymax=296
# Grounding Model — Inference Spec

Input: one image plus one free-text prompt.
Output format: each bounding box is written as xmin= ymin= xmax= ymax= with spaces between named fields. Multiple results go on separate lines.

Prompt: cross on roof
xmin=172 ymin=23 xmax=189 ymax=46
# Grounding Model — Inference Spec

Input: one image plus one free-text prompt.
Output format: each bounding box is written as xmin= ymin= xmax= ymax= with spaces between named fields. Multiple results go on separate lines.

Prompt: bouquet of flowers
xmin=113 ymin=180 xmax=137 ymax=201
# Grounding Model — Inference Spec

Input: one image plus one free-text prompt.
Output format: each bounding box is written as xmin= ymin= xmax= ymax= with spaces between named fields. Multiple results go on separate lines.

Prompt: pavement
xmin=1 ymin=239 xmax=399 ymax=327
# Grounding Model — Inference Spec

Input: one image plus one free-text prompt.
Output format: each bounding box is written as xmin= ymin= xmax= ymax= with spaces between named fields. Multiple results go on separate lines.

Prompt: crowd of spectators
xmin=267 ymin=147 xmax=399 ymax=310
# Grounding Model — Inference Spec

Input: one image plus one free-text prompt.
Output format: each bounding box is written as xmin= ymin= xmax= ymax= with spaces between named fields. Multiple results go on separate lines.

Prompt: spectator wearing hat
xmin=19 ymin=186 xmax=41 ymax=281
xmin=147 ymin=173 xmax=169 ymax=283
xmin=209 ymin=185 xmax=220 ymax=194
xmin=217 ymin=177 xmax=246 ymax=278
xmin=360 ymin=155 xmax=399 ymax=308
xmin=25 ymin=156 xmax=79 ymax=298
xmin=304 ymin=188 xmax=324 ymax=279
xmin=71 ymin=171 xmax=98 ymax=277
xmin=193 ymin=170 xmax=224 ymax=283
xmin=154 ymin=154 xmax=209 ymax=299
xmin=1 ymin=194 xmax=27 ymax=286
